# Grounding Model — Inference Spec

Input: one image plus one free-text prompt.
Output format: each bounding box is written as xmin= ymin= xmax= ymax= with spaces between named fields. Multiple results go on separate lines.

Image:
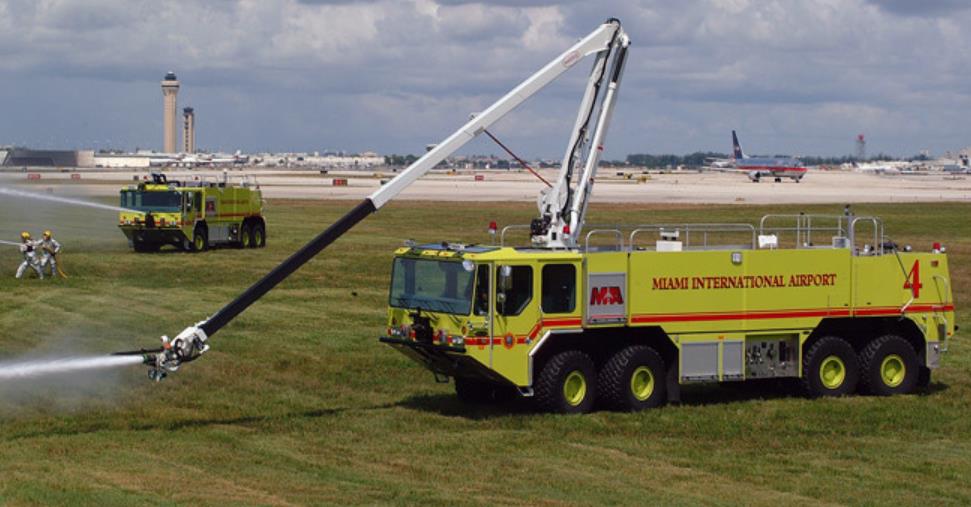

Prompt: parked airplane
xmin=731 ymin=130 xmax=807 ymax=182
xmin=149 ymin=153 xmax=248 ymax=168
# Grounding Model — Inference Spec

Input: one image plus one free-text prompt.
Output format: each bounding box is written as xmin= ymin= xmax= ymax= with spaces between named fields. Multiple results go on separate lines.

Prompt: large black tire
xmin=251 ymin=221 xmax=266 ymax=248
xmin=859 ymin=334 xmax=919 ymax=396
xmin=240 ymin=222 xmax=253 ymax=248
xmin=534 ymin=350 xmax=596 ymax=414
xmin=192 ymin=226 xmax=208 ymax=252
xmin=454 ymin=377 xmax=515 ymax=404
xmin=801 ymin=336 xmax=859 ymax=397
xmin=598 ymin=345 xmax=667 ymax=411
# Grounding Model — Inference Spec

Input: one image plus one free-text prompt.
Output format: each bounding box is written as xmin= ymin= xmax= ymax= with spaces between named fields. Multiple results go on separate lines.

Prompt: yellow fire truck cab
xmin=381 ymin=215 xmax=955 ymax=413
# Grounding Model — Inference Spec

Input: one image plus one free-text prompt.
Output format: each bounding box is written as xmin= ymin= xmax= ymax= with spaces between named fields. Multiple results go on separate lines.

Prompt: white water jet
xmin=0 ymin=187 xmax=135 ymax=213
xmin=0 ymin=239 xmax=21 ymax=247
xmin=0 ymin=355 xmax=142 ymax=381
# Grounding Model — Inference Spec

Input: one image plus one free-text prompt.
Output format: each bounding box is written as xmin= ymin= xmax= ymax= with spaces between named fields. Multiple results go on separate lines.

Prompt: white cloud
xmin=0 ymin=0 xmax=969 ymax=157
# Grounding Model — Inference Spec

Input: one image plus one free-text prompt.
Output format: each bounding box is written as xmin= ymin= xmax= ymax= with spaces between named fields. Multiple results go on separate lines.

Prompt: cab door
xmin=490 ymin=263 xmax=539 ymax=386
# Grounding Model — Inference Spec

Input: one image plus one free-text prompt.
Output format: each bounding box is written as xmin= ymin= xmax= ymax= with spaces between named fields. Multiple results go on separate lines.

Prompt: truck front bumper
xmin=379 ymin=336 xmax=511 ymax=384
xmin=119 ymin=226 xmax=187 ymax=245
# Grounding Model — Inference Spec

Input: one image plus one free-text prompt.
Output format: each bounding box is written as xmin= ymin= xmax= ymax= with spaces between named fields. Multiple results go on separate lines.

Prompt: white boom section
xmin=535 ymin=26 xmax=630 ymax=248
xmin=566 ymin=42 xmax=628 ymax=241
xmin=369 ymin=19 xmax=625 ymax=209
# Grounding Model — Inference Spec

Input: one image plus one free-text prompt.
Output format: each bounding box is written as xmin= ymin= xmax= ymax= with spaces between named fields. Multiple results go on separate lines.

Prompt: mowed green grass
xmin=0 ymin=198 xmax=969 ymax=506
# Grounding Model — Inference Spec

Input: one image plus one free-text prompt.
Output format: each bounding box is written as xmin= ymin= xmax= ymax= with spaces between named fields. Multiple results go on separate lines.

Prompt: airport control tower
xmin=183 ymin=107 xmax=196 ymax=154
xmin=161 ymin=72 xmax=180 ymax=153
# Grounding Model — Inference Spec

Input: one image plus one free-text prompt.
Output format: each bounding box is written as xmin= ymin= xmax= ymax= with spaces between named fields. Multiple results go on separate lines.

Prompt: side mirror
xmin=498 ymin=265 xmax=513 ymax=291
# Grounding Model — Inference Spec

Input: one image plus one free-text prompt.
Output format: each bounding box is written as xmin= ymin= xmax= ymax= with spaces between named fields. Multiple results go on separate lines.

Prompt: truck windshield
xmin=120 ymin=190 xmax=182 ymax=212
xmin=389 ymin=258 xmax=475 ymax=315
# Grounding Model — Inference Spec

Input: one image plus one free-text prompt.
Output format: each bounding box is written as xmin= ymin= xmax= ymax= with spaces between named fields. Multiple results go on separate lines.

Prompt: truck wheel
xmin=454 ymin=377 xmax=513 ymax=404
xmin=801 ymin=336 xmax=859 ymax=397
xmin=192 ymin=227 xmax=208 ymax=252
xmin=252 ymin=221 xmax=266 ymax=248
xmin=534 ymin=350 xmax=596 ymax=414
xmin=240 ymin=222 xmax=252 ymax=248
xmin=598 ymin=345 xmax=667 ymax=411
xmin=859 ymin=335 xmax=919 ymax=396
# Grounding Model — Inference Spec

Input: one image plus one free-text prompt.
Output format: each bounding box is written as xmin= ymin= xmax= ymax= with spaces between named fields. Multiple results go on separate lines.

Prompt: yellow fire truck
xmin=380 ymin=219 xmax=954 ymax=412
xmin=118 ymin=173 xmax=266 ymax=252
xmin=137 ymin=20 xmax=954 ymax=415
xmin=368 ymin=20 xmax=955 ymax=412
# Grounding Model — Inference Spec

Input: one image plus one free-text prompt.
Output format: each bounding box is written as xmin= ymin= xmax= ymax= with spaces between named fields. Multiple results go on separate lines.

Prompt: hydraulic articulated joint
xmin=143 ymin=322 xmax=210 ymax=382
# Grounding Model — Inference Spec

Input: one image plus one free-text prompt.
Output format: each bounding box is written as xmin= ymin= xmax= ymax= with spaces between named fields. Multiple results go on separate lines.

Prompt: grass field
xmin=0 ymin=198 xmax=968 ymax=506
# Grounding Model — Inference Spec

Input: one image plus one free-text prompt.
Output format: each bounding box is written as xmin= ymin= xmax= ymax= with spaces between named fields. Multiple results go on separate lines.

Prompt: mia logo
xmin=590 ymin=286 xmax=624 ymax=305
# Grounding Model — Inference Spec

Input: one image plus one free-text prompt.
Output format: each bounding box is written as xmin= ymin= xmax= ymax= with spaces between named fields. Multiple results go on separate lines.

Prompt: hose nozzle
xmin=144 ymin=322 xmax=209 ymax=382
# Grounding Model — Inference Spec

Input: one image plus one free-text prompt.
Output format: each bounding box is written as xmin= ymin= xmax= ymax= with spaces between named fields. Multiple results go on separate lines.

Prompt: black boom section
xmin=200 ymin=198 xmax=377 ymax=337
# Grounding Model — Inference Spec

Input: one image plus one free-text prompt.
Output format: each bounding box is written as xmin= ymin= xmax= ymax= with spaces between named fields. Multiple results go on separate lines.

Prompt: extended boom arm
xmin=143 ymin=18 xmax=629 ymax=380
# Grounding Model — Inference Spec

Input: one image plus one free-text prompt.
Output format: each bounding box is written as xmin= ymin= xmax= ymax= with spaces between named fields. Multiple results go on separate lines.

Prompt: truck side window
xmin=542 ymin=264 xmax=576 ymax=313
xmin=474 ymin=265 xmax=489 ymax=316
xmin=498 ymin=266 xmax=532 ymax=316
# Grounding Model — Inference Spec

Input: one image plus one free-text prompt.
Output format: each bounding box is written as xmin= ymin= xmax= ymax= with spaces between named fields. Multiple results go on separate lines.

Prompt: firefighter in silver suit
xmin=15 ymin=231 xmax=43 ymax=279
xmin=37 ymin=230 xmax=63 ymax=278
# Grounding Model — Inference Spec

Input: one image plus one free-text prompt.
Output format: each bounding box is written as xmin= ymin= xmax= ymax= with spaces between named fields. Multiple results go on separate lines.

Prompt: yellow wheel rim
xmin=563 ymin=370 xmax=587 ymax=407
xmin=195 ymin=235 xmax=205 ymax=250
xmin=254 ymin=229 xmax=262 ymax=244
xmin=819 ymin=355 xmax=846 ymax=389
xmin=880 ymin=354 xmax=905 ymax=388
xmin=630 ymin=366 xmax=655 ymax=401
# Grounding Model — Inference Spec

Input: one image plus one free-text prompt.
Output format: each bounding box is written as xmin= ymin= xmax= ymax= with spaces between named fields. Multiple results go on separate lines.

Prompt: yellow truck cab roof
xmin=393 ymin=243 xmax=583 ymax=262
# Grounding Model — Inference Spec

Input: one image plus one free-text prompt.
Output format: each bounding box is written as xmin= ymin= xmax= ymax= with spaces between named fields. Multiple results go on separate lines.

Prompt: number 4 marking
xmin=903 ymin=260 xmax=922 ymax=298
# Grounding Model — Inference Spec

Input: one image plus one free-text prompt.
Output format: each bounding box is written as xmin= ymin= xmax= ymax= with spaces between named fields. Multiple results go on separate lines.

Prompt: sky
xmin=0 ymin=0 xmax=969 ymax=159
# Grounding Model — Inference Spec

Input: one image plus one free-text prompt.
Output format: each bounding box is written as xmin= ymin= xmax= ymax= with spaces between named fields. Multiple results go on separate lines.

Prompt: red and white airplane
xmin=725 ymin=130 xmax=808 ymax=182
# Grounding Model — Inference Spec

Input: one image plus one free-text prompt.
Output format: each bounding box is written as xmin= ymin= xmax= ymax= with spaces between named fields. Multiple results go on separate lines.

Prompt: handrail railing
xmin=497 ymin=216 xmax=885 ymax=255
xmin=759 ymin=214 xmax=847 ymax=248
xmin=629 ymin=223 xmax=756 ymax=251
xmin=759 ymin=213 xmax=885 ymax=255
xmin=500 ymin=224 xmax=532 ymax=247
xmin=849 ymin=216 xmax=884 ymax=255
xmin=585 ymin=229 xmax=624 ymax=251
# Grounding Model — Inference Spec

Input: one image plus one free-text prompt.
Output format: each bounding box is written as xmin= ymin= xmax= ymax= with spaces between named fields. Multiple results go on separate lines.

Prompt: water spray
xmin=0 ymin=187 xmax=135 ymax=213
xmin=0 ymin=355 xmax=144 ymax=381
xmin=0 ymin=240 xmax=21 ymax=247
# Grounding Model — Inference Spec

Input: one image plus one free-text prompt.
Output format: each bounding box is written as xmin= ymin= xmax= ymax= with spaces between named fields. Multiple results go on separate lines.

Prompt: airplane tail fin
xmin=732 ymin=130 xmax=745 ymax=160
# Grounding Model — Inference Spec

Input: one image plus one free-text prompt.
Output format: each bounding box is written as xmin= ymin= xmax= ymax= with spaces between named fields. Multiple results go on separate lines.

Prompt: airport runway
xmin=1 ymin=168 xmax=969 ymax=204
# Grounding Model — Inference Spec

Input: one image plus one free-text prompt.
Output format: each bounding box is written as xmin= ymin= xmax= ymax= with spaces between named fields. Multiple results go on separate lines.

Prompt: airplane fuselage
xmin=736 ymin=157 xmax=807 ymax=182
